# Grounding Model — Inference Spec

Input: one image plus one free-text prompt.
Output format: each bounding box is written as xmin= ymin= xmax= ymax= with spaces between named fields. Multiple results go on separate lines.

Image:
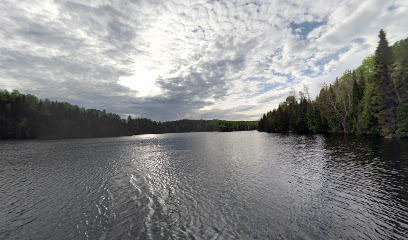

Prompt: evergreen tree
xmin=258 ymin=30 xmax=407 ymax=138
xmin=348 ymin=71 xmax=361 ymax=133
xmin=372 ymin=29 xmax=397 ymax=136
xmin=361 ymin=79 xmax=380 ymax=135
xmin=393 ymin=39 xmax=408 ymax=136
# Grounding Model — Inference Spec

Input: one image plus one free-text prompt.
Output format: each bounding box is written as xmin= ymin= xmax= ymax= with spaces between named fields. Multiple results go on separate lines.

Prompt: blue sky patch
xmin=290 ymin=21 xmax=326 ymax=39
xmin=315 ymin=47 xmax=350 ymax=67
xmin=351 ymin=38 xmax=364 ymax=44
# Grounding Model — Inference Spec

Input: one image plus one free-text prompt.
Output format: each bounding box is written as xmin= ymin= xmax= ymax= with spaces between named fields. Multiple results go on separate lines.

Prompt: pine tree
xmin=396 ymin=99 xmax=408 ymax=136
xmin=361 ymin=79 xmax=379 ymax=135
xmin=373 ymin=29 xmax=397 ymax=136
xmin=393 ymin=39 xmax=408 ymax=136
xmin=348 ymin=70 xmax=360 ymax=133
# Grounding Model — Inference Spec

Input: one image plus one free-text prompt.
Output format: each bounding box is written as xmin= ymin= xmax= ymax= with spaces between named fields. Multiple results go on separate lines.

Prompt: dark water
xmin=1 ymin=132 xmax=408 ymax=239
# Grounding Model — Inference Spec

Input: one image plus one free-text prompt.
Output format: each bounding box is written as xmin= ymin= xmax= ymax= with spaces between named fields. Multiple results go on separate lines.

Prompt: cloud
xmin=0 ymin=0 xmax=407 ymax=121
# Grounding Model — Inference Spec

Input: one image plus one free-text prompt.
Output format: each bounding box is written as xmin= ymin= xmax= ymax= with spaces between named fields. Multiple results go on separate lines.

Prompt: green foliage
xmin=0 ymin=90 xmax=257 ymax=139
xmin=257 ymin=93 xmax=318 ymax=134
xmin=396 ymin=100 xmax=408 ymax=137
xmin=258 ymin=30 xmax=408 ymax=138
xmin=217 ymin=120 xmax=257 ymax=132
xmin=372 ymin=29 xmax=397 ymax=136
xmin=393 ymin=38 xmax=408 ymax=136
xmin=306 ymin=100 xmax=327 ymax=133
xmin=347 ymin=72 xmax=361 ymax=133
xmin=356 ymin=55 xmax=376 ymax=81
xmin=376 ymin=29 xmax=393 ymax=66
xmin=361 ymin=81 xmax=379 ymax=135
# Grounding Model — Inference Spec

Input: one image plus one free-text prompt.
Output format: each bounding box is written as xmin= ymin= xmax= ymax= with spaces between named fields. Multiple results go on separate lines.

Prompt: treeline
xmin=258 ymin=30 xmax=408 ymax=137
xmin=218 ymin=120 xmax=258 ymax=132
xmin=126 ymin=118 xmax=221 ymax=134
xmin=0 ymin=90 xmax=256 ymax=139
xmin=0 ymin=90 xmax=128 ymax=139
xmin=127 ymin=119 xmax=256 ymax=134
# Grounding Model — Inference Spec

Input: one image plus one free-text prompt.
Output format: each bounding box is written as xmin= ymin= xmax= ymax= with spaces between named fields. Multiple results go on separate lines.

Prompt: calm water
xmin=1 ymin=132 xmax=408 ymax=239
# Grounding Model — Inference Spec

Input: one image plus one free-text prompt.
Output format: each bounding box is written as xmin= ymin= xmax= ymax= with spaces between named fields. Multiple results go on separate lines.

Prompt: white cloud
xmin=118 ymin=65 xmax=161 ymax=97
xmin=0 ymin=0 xmax=407 ymax=120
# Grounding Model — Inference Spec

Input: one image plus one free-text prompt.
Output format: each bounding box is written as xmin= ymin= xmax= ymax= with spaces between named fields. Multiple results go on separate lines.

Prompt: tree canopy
xmin=258 ymin=30 xmax=408 ymax=138
xmin=0 ymin=91 xmax=257 ymax=139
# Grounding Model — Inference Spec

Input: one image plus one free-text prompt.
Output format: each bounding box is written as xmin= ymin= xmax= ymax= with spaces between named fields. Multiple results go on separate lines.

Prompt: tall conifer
xmin=373 ymin=29 xmax=396 ymax=136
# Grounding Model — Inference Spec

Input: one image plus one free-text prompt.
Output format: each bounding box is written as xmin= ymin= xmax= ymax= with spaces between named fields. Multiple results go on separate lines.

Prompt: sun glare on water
xmin=118 ymin=66 xmax=161 ymax=97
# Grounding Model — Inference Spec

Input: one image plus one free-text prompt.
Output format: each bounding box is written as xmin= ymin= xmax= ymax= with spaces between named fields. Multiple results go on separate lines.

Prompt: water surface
xmin=1 ymin=132 xmax=408 ymax=239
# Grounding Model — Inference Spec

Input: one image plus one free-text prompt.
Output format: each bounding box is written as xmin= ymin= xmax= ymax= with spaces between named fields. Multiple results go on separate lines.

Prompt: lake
xmin=1 ymin=132 xmax=408 ymax=239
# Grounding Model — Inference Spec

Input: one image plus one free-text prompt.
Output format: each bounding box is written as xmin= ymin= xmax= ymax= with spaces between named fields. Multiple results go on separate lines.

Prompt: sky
xmin=0 ymin=0 xmax=407 ymax=121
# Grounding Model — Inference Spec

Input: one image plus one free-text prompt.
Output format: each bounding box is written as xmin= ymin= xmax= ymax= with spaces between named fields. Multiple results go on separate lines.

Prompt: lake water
xmin=1 ymin=132 xmax=408 ymax=239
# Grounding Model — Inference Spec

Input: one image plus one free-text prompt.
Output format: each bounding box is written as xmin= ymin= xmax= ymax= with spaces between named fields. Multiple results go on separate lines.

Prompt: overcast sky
xmin=1 ymin=0 xmax=407 ymax=121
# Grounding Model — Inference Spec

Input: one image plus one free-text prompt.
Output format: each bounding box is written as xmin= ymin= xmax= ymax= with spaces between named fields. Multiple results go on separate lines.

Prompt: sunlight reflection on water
xmin=1 ymin=132 xmax=408 ymax=239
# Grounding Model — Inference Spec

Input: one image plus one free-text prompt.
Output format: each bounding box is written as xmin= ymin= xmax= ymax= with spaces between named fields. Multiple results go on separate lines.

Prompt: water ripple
xmin=1 ymin=133 xmax=408 ymax=239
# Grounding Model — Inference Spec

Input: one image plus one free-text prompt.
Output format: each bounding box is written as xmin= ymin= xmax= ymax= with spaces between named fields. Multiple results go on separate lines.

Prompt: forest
xmin=258 ymin=30 xmax=408 ymax=138
xmin=0 ymin=91 xmax=257 ymax=139
xmin=3 ymin=30 xmax=406 ymax=139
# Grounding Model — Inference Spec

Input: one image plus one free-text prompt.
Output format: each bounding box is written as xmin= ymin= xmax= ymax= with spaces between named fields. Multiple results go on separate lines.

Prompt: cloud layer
xmin=1 ymin=0 xmax=407 ymax=120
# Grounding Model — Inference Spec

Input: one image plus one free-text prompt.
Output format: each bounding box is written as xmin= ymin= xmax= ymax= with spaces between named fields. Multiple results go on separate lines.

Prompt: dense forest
xmin=258 ymin=30 xmax=408 ymax=138
xmin=0 ymin=90 xmax=257 ymax=139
